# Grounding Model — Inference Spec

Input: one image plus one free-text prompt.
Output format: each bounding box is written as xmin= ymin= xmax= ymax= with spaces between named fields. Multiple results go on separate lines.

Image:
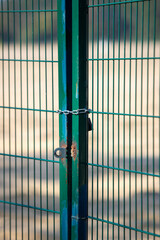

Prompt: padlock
xmin=88 ymin=117 xmax=93 ymax=131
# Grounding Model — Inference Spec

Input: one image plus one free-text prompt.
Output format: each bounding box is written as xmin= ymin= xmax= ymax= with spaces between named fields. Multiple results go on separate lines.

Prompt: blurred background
xmin=0 ymin=0 xmax=160 ymax=42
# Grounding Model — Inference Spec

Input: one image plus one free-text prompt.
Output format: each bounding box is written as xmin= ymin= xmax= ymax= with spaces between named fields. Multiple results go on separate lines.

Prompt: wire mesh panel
xmin=88 ymin=0 xmax=160 ymax=239
xmin=0 ymin=0 xmax=64 ymax=239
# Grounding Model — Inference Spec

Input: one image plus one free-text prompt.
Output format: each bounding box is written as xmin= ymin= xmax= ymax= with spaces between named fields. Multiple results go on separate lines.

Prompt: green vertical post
xmin=72 ymin=0 xmax=88 ymax=239
xmin=57 ymin=0 xmax=68 ymax=239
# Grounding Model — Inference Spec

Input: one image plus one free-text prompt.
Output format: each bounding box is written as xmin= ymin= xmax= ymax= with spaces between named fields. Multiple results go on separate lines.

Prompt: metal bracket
xmin=71 ymin=216 xmax=88 ymax=220
xmin=54 ymin=148 xmax=66 ymax=158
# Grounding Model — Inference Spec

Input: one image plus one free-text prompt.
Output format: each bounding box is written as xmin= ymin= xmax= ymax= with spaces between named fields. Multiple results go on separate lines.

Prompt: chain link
xmin=63 ymin=110 xmax=70 ymax=115
xmin=56 ymin=110 xmax=63 ymax=114
xmin=56 ymin=109 xmax=90 ymax=115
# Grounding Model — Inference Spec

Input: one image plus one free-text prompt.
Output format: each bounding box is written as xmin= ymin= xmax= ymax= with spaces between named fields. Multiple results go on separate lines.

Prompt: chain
xmin=56 ymin=108 xmax=90 ymax=115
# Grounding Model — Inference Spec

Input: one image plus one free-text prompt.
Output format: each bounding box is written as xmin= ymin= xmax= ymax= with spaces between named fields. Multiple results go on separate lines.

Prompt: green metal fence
xmin=1 ymin=0 xmax=160 ymax=239
xmin=0 ymin=0 xmax=62 ymax=239
xmin=88 ymin=0 xmax=160 ymax=239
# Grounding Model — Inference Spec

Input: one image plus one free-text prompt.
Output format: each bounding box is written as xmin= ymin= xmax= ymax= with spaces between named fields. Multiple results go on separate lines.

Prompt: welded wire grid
xmin=0 ymin=0 xmax=60 ymax=239
xmin=88 ymin=0 xmax=160 ymax=239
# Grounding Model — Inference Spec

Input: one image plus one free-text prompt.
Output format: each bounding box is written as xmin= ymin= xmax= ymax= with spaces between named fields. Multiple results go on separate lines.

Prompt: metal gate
xmin=0 ymin=0 xmax=66 ymax=239
xmin=87 ymin=0 xmax=160 ymax=239
xmin=1 ymin=0 xmax=160 ymax=240
xmin=0 ymin=0 xmax=88 ymax=239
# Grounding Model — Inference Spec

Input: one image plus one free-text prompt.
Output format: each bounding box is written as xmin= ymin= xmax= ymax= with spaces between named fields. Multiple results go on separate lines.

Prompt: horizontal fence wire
xmin=0 ymin=153 xmax=60 ymax=164
xmin=0 ymin=106 xmax=57 ymax=113
xmin=88 ymin=0 xmax=160 ymax=239
xmin=0 ymin=59 xmax=58 ymax=63
xmin=1 ymin=106 xmax=160 ymax=119
xmin=0 ymin=200 xmax=60 ymax=214
xmin=88 ymin=216 xmax=160 ymax=238
xmin=88 ymin=57 xmax=160 ymax=61
xmin=0 ymin=9 xmax=58 ymax=13
xmin=90 ymin=111 xmax=160 ymax=119
xmin=88 ymin=163 xmax=160 ymax=178
xmin=88 ymin=0 xmax=145 ymax=8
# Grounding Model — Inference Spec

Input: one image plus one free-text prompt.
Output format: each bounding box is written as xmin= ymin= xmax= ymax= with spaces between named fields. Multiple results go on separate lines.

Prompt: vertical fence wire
xmin=32 ymin=0 xmax=36 ymax=238
xmin=129 ymin=2 xmax=132 ymax=240
xmin=7 ymin=0 xmax=11 ymax=239
xmin=51 ymin=0 xmax=55 ymax=238
xmin=140 ymin=1 xmax=144 ymax=239
xmin=107 ymin=1 xmax=110 ymax=239
xmin=1 ymin=0 xmax=5 ymax=239
xmin=152 ymin=1 xmax=156 ymax=239
xmin=112 ymin=1 xmax=115 ymax=239
xmin=123 ymin=1 xmax=126 ymax=239
xmin=91 ymin=1 xmax=94 ymax=239
xmin=96 ymin=1 xmax=99 ymax=239
xmin=13 ymin=0 xmax=17 ymax=239
xmin=101 ymin=1 xmax=104 ymax=240
xmin=159 ymin=5 xmax=160 ymax=237
xmin=44 ymin=0 xmax=49 ymax=238
xmin=37 ymin=1 xmax=42 ymax=239
xmin=25 ymin=1 xmax=29 ymax=239
xmin=134 ymin=2 xmax=138 ymax=239
xmin=117 ymin=1 xmax=121 ymax=239
xmin=146 ymin=1 xmax=150 ymax=239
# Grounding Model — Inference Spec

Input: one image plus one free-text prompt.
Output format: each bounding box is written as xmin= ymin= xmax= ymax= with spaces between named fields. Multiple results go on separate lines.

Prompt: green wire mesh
xmin=88 ymin=0 xmax=160 ymax=239
xmin=1 ymin=0 xmax=160 ymax=239
xmin=0 ymin=0 xmax=60 ymax=239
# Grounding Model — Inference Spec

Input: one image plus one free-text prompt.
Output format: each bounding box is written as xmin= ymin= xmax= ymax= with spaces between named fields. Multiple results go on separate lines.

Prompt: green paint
xmin=72 ymin=0 xmax=79 ymax=238
xmin=57 ymin=0 xmax=68 ymax=239
xmin=72 ymin=0 xmax=88 ymax=239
